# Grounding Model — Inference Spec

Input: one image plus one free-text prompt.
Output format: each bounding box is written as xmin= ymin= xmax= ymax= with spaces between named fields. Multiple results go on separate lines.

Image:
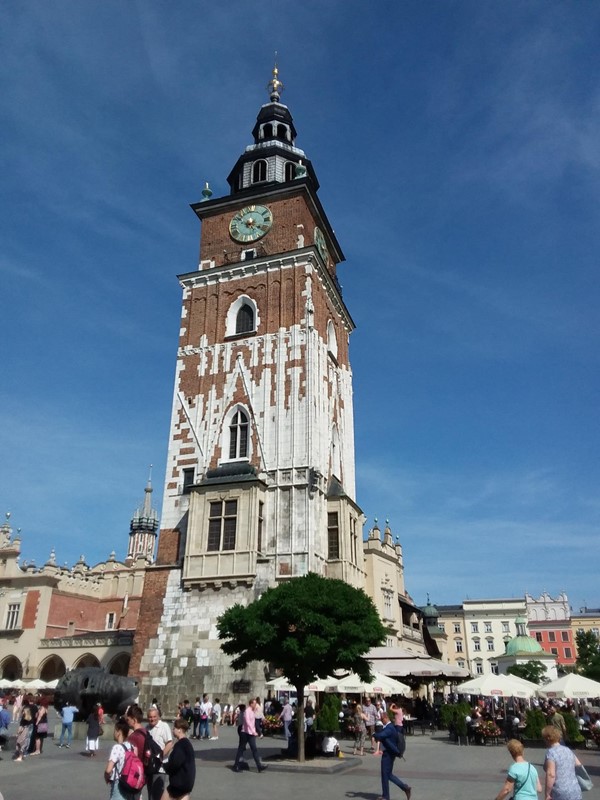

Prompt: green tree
xmin=217 ymin=572 xmax=386 ymax=761
xmin=506 ymin=660 xmax=547 ymax=684
xmin=575 ymin=630 xmax=600 ymax=680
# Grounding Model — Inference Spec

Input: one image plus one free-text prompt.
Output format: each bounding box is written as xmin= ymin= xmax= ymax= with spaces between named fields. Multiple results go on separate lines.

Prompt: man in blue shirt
xmin=58 ymin=703 xmax=79 ymax=747
xmin=0 ymin=704 xmax=10 ymax=750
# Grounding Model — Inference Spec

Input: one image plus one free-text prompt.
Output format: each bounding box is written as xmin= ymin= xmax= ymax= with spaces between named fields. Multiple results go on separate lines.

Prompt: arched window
xmin=263 ymin=124 xmax=274 ymax=139
xmin=285 ymin=161 xmax=295 ymax=181
xmin=327 ymin=320 xmax=338 ymax=359
xmin=226 ymin=295 xmax=259 ymax=337
xmin=252 ymin=160 xmax=267 ymax=183
xmin=236 ymin=304 xmax=255 ymax=334
xmin=229 ymin=409 xmax=249 ymax=459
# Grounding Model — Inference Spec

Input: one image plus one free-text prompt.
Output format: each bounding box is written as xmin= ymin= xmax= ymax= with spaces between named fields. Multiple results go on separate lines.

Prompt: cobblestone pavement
xmin=1 ymin=720 xmax=599 ymax=800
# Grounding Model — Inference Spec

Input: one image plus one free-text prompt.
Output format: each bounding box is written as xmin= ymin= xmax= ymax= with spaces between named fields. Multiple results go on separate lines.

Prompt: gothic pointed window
xmin=236 ymin=303 xmax=255 ymax=334
xmin=252 ymin=159 xmax=267 ymax=183
xmin=229 ymin=409 xmax=249 ymax=459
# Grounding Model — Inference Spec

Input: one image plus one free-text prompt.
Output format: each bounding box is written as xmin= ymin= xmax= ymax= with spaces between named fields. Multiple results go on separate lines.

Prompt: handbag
xmin=37 ymin=721 xmax=49 ymax=734
xmin=575 ymin=764 xmax=593 ymax=792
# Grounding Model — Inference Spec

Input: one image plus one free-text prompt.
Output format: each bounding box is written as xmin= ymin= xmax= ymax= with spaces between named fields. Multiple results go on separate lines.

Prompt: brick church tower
xmin=131 ymin=68 xmax=366 ymax=706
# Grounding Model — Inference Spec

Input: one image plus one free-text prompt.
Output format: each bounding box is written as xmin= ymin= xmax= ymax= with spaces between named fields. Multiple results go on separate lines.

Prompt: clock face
xmin=229 ymin=205 xmax=273 ymax=243
xmin=314 ymin=226 xmax=330 ymax=263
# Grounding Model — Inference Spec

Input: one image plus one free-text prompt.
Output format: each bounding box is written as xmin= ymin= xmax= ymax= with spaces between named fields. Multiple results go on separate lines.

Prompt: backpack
xmin=142 ymin=730 xmax=163 ymax=776
xmin=119 ymin=742 xmax=146 ymax=793
xmin=396 ymin=729 xmax=406 ymax=759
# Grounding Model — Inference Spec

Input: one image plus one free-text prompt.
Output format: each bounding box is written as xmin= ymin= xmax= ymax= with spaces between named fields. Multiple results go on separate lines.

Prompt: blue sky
xmin=2 ymin=2 xmax=599 ymax=612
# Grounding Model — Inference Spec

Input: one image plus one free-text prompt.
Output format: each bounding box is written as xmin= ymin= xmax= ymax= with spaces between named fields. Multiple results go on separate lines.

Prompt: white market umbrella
xmin=327 ymin=671 xmax=410 ymax=696
xmin=23 ymin=679 xmax=48 ymax=691
xmin=505 ymin=675 xmax=540 ymax=692
xmin=0 ymin=678 xmax=14 ymax=689
xmin=265 ymin=675 xmax=295 ymax=691
xmin=539 ymin=674 xmax=600 ymax=699
xmin=9 ymin=679 xmax=26 ymax=689
xmin=455 ymin=673 xmax=536 ymax=698
xmin=45 ymin=679 xmax=60 ymax=689
xmin=265 ymin=675 xmax=332 ymax=693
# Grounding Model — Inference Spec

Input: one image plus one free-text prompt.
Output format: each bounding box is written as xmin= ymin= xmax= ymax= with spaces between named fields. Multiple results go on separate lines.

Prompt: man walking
xmin=547 ymin=704 xmax=567 ymax=744
xmin=233 ymin=698 xmax=268 ymax=773
xmin=199 ymin=694 xmax=212 ymax=740
xmin=374 ymin=712 xmax=411 ymax=800
xmin=58 ymin=702 xmax=79 ymax=748
xmin=279 ymin=698 xmax=294 ymax=742
xmin=147 ymin=706 xmax=174 ymax=800
xmin=364 ymin=696 xmax=378 ymax=753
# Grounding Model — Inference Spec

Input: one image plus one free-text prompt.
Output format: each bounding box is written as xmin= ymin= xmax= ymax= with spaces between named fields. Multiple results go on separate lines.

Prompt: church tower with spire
xmin=131 ymin=69 xmax=366 ymax=703
xmin=126 ymin=468 xmax=159 ymax=563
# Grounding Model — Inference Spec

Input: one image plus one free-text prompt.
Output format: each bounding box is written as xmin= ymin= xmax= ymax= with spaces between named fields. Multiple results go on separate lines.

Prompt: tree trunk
xmin=295 ymin=684 xmax=305 ymax=762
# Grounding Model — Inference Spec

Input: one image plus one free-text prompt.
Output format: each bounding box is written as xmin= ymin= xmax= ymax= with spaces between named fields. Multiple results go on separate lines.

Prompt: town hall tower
xmin=131 ymin=69 xmax=366 ymax=703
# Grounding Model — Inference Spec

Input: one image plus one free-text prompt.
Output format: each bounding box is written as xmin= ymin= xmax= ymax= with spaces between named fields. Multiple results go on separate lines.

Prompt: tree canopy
xmin=575 ymin=630 xmax=600 ymax=681
xmin=218 ymin=572 xmax=386 ymax=685
xmin=217 ymin=572 xmax=387 ymax=760
xmin=506 ymin=660 xmax=547 ymax=684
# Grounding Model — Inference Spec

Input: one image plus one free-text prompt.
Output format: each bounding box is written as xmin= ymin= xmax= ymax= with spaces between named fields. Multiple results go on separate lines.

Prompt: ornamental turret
xmin=226 ymin=65 xmax=319 ymax=194
xmin=127 ymin=469 xmax=159 ymax=563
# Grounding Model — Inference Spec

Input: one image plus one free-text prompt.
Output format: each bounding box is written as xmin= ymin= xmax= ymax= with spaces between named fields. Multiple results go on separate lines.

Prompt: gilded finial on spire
xmin=267 ymin=55 xmax=284 ymax=102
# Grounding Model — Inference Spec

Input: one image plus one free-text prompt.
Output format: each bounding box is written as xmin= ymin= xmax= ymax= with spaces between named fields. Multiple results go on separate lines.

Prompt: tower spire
xmin=267 ymin=57 xmax=284 ymax=102
xmin=127 ymin=467 xmax=159 ymax=563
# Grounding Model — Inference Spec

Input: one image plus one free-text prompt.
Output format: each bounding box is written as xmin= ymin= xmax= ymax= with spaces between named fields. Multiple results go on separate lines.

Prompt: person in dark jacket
xmin=163 ymin=719 xmax=195 ymax=800
xmin=373 ymin=712 xmax=411 ymax=800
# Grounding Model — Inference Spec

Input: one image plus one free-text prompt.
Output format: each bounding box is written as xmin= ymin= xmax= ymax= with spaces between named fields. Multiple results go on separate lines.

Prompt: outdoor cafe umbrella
xmin=265 ymin=675 xmax=332 ymax=693
xmin=23 ymin=679 xmax=48 ymax=691
xmin=538 ymin=673 xmax=600 ymax=699
xmin=455 ymin=673 xmax=536 ymax=699
xmin=332 ymin=671 xmax=410 ymax=696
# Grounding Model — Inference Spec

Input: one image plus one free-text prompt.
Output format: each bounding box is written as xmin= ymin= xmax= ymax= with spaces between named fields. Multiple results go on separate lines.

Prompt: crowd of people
xmin=1 ymin=687 xmax=598 ymax=800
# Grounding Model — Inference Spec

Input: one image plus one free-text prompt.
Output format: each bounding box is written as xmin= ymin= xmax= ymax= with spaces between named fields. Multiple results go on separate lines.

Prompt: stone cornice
xmin=178 ymin=248 xmax=355 ymax=333
xmin=40 ymin=631 xmax=134 ymax=648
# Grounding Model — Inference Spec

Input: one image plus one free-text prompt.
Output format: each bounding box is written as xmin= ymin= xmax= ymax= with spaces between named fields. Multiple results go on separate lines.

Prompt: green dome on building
xmin=505 ymin=615 xmax=543 ymax=655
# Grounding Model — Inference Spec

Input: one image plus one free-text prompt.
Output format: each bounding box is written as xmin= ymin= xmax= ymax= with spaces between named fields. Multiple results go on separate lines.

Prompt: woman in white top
xmin=104 ymin=718 xmax=141 ymax=800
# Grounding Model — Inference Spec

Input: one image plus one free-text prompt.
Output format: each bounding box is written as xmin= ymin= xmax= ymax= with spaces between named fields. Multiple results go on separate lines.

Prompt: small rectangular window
xmin=561 ymin=631 xmax=569 ymax=642
xmin=535 ymin=632 xmax=543 ymax=642
xmin=476 ymin=662 xmax=484 ymax=675
xmin=550 ymin=648 xmax=558 ymax=655
xmin=484 ymin=622 xmax=492 ymax=633
xmin=473 ymin=639 xmax=481 ymax=652
xmin=487 ymin=639 xmax=494 ymax=651
xmin=207 ymin=500 xmax=237 ymax=551
xmin=471 ymin=622 xmax=479 ymax=633
xmin=455 ymin=640 xmax=463 ymax=653
xmin=106 ymin=612 xmax=116 ymax=630
xmin=182 ymin=468 xmax=195 ymax=493
xmin=491 ymin=663 xmax=499 ymax=675
xmin=454 ymin=623 xmax=461 ymax=634
xmin=327 ymin=512 xmax=340 ymax=559
xmin=548 ymin=631 xmax=556 ymax=642
xmin=257 ymin=501 xmax=264 ymax=553
xmin=5 ymin=603 xmax=20 ymax=630
xmin=502 ymin=621 xmax=509 ymax=633
xmin=564 ymin=647 xmax=572 ymax=659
